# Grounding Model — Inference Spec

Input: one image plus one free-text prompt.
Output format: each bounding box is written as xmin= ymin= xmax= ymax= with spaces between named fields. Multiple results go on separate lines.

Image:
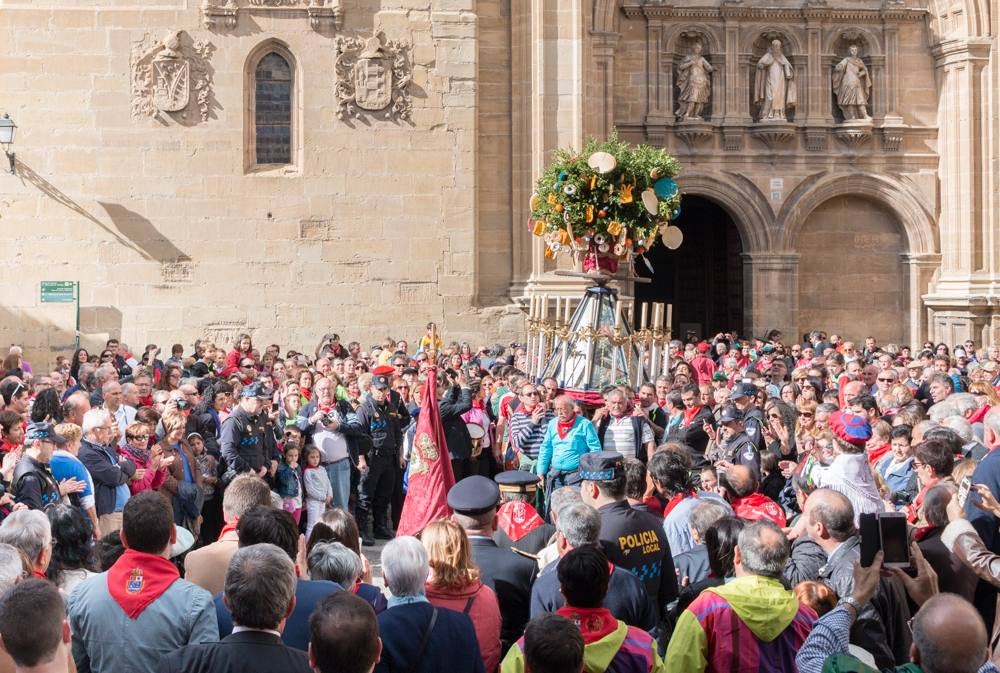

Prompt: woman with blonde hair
xmin=421 ymin=519 xmax=502 ymax=672
xmin=156 ymin=411 xmax=202 ymax=532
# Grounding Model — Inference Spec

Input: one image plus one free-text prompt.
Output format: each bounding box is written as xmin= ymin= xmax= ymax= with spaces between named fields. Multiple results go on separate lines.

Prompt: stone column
xmin=721 ymin=20 xmax=741 ymax=124
xmin=930 ymin=38 xmax=991 ymax=288
xmin=590 ymin=32 xmax=620 ymax=137
xmin=901 ymin=253 xmax=940 ymax=346
xmin=804 ymin=14 xmax=826 ymax=125
xmin=522 ymin=0 xmax=591 ymax=306
xmin=741 ymin=252 xmax=800 ymax=341
xmin=645 ymin=18 xmax=671 ymax=126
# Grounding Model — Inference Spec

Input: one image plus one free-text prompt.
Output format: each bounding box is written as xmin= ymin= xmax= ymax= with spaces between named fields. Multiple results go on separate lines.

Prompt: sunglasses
xmin=240 ymin=363 xmax=254 ymax=368
xmin=877 ymin=378 xmax=895 ymax=382
xmin=798 ymin=411 xmax=814 ymax=417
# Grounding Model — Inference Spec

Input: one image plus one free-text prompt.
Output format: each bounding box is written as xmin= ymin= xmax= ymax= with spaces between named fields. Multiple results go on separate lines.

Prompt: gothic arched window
xmin=252 ymin=50 xmax=293 ymax=166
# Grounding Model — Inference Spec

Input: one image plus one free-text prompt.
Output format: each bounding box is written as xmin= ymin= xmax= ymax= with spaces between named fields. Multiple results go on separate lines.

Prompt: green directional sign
xmin=40 ymin=280 xmax=76 ymax=303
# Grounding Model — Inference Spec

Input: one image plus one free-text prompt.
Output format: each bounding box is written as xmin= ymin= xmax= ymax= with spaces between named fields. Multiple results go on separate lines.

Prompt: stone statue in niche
xmin=833 ymin=45 xmax=872 ymax=121
xmin=754 ymin=39 xmax=796 ymax=122
xmin=675 ymin=41 xmax=713 ymax=121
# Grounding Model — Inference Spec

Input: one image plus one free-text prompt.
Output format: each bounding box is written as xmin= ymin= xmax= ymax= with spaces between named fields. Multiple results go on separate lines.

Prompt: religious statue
xmin=754 ymin=39 xmax=796 ymax=122
xmin=832 ymin=45 xmax=872 ymax=121
xmin=676 ymin=42 xmax=713 ymax=120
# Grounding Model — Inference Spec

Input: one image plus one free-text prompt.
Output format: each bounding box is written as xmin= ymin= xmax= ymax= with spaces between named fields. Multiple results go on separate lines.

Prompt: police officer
xmin=715 ymin=403 xmax=761 ymax=477
xmin=449 ymin=475 xmax=537 ymax=652
xmin=220 ymin=383 xmax=270 ymax=480
xmin=493 ymin=470 xmax=555 ymax=556
xmin=728 ymin=382 xmax=765 ymax=453
xmin=356 ymin=373 xmax=407 ymax=545
xmin=13 ymin=422 xmax=65 ymax=510
xmin=578 ymin=451 xmax=678 ymax=619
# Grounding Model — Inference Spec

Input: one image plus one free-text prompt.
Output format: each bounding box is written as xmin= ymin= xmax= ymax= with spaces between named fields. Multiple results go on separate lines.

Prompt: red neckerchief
xmin=970 ymin=404 xmax=991 ymax=425
xmin=556 ymin=415 xmax=576 ymax=439
xmin=139 ymin=395 xmax=153 ymax=408
xmin=682 ymin=405 xmax=703 ymax=427
xmin=301 ymin=389 xmax=312 ymax=402
xmin=867 ymin=443 xmax=892 ymax=466
xmin=908 ymin=478 xmax=941 ymax=523
xmin=914 ymin=525 xmax=938 ymax=542
xmin=663 ymin=490 xmax=696 ymax=517
xmin=218 ymin=521 xmax=238 ymax=541
xmin=33 ymin=570 xmax=46 ymax=580
xmin=472 ymin=398 xmax=485 ymax=410
xmin=0 ymin=441 xmax=19 ymax=454
xmin=106 ymin=549 xmax=180 ymax=619
xmin=555 ymin=605 xmax=618 ymax=644
xmin=497 ymin=501 xmax=544 ymax=542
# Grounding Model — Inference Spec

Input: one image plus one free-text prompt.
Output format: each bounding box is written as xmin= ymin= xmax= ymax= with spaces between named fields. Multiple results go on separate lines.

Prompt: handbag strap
xmin=412 ymin=607 xmax=438 ymax=668
xmin=463 ymin=595 xmax=476 ymax=614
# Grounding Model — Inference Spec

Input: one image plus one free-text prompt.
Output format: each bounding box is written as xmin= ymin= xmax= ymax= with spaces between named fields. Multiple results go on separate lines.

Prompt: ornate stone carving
xmin=335 ymin=31 xmax=412 ymax=121
xmin=751 ymin=123 xmax=796 ymax=148
xmin=201 ymin=0 xmax=341 ymax=31
xmin=754 ymin=38 xmax=796 ymax=122
xmin=130 ymin=31 xmax=215 ymax=123
xmin=675 ymin=122 xmax=714 ymax=149
xmin=881 ymin=129 xmax=904 ymax=152
xmin=805 ymin=130 xmax=827 ymax=152
xmin=675 ymin=40 xmax=713 ymax=121
xmin=833 ymin=44 xmax=872 ymax=121
xmin=833 ymin=124 xmax=872 ymax=149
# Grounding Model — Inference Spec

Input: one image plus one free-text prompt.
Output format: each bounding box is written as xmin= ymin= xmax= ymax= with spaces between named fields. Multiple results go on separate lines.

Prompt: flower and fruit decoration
xmin=528 ymin=131 xmax=683 ymax=274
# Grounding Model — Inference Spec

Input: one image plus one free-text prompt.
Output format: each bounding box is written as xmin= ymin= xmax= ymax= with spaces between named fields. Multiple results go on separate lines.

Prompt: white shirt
xmin=109 ymin=404 xmax=137 ymax=447
xmin=603 ymin=415 xmax=655 ymax=460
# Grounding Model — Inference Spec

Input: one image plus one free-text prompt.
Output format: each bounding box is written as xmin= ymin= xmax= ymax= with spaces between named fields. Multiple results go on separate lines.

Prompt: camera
xmin=176 ymin=399 xmax=190 ymax=411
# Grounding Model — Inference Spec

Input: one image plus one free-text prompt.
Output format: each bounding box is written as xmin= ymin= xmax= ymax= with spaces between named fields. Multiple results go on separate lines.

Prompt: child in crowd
xmin=759 ymin=451 xmax=785 ymax=504
xmin=188 ymin=432 xmax=218 ymax=514
xmin=699 ymin=466 xmax=718 ymax=493
xmin=302 ymin=445 xmax=332 ymax=537
xmin=277 ymin=445 xmax=303 ymax=524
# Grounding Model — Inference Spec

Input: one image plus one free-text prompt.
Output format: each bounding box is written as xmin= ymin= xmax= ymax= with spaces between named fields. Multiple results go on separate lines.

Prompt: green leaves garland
xmin=528 ymin=130 xmax=682 ymax=262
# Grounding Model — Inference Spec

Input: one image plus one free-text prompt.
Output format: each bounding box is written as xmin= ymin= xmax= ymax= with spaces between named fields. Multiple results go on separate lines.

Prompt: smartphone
xmin=271 ymin=401 xmax=279 ymax=413
xmin=879 ymin=512 xmax=910 ymax=568
xmin=958 ymin=477 xmax=972 ymax=509
xmin=859 ymin=512 xmax=880 ymax=567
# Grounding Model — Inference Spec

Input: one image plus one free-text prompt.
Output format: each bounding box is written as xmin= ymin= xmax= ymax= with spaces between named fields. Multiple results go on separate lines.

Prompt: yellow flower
xmin=585 ymin=205 xmax=594 ymax=223
xmin=607 ymin=221 xmax=622 ymax=236
xmin=532 ymin=220 xmax=546 ymax=236
xmin=620 ymin=184 xmax=634 ymax=204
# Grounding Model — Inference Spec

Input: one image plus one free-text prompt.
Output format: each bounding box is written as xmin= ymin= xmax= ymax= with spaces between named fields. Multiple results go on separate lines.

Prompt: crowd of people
xmin=1 ymin=328 xmax=1000 ymax=672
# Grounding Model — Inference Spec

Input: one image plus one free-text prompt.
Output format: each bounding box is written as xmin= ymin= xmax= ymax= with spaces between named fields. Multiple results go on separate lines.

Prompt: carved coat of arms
xmin=131 ymin=30 xmax=216 ymax=122
xmin=335 ymin=31 xmax=412 ymax=120
xmin=153 ymin=35 xmax=190 ymax=112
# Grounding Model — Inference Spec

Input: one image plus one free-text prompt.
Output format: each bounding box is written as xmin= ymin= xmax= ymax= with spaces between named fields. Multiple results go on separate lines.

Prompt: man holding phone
xmin=799 ymin=488 xmax=907 ymax=670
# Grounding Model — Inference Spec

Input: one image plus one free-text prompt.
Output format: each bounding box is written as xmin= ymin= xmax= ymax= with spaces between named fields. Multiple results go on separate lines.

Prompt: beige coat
xmin=183 ymin=529 xmax=239 ymax=597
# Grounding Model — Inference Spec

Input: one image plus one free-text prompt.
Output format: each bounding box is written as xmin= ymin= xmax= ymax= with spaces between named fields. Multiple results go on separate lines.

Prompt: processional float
xmin=523 ymin=131 xmax=686 ymax=406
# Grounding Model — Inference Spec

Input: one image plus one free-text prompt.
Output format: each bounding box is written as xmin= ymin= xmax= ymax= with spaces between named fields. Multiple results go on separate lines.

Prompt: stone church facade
xmin=0 ymin=0 xmax=996 ymax=362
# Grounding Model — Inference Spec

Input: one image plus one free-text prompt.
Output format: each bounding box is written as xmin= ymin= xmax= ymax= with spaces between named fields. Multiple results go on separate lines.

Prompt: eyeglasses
xmin=522 ymin=391 xmax=540 ymax=397
xmin=793 ymin=377 xmax=807 ymax=382
xmin=798 ymin=411 xmax=814 ymax=417
xmin=913 ymin=460 xmax=925 ymax=468
xmin=127 ymin=434 xmax=149 ymax=441
xmin=240 ymin=363 xmax=253 ymax=368
xmin=767 ymin=413 xmax=782 ymax=420
xmin=877 ymin=378 xmax=895 ymax=383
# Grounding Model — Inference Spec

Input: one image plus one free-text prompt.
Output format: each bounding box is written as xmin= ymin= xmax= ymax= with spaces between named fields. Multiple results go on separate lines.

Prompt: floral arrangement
xmin=528 ymin=130 xmax=682 ymax=273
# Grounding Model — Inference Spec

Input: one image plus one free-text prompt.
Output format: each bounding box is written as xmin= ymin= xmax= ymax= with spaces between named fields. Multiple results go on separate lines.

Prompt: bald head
xmin=912 ymin=594 xmax=988 ymax=673
xmin=805 ymin=488 xmax=855 ymax=545
xmin=841 ymin=380 xmax=866 ymax=401
xmin=720 ymin=464 xmax=757 ymax=499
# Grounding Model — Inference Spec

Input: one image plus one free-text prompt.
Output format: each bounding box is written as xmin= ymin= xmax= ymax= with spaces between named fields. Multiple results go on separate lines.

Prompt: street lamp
xmin=0 ymin=114 xmax=16 ymax=174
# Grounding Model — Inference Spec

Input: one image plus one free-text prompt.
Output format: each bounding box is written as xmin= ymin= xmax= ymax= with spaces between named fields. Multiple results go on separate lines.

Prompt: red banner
xmin=397 ymin=367 xmax=456 ymax=536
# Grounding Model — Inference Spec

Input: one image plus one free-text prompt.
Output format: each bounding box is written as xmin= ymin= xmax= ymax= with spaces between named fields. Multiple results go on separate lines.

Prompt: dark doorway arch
xmin=634 ymin=195 xmax=745 ymax=340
